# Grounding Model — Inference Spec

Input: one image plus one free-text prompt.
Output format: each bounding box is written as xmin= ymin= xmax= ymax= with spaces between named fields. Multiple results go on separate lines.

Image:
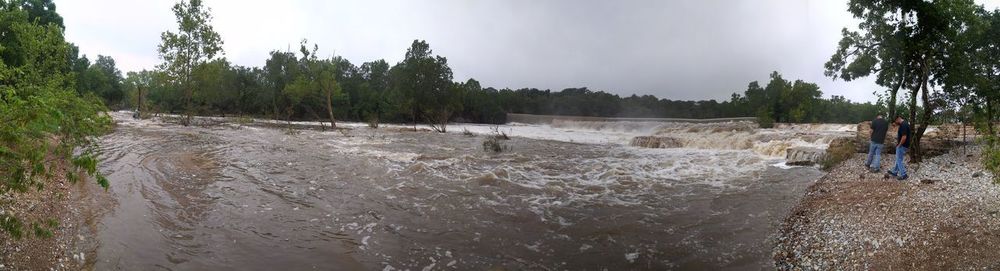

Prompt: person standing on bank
xmin=865 ymin=114 xmax=889 ymax=172
xmin=887 ymin=116 xmax=911 ymax=180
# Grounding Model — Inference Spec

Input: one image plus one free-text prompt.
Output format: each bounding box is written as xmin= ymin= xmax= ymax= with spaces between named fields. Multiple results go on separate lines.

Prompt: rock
xmin=787 ymin=160 xmax=816 ymax=166
xmin=786 ymin=147 xmax=826 ymax=166
xmin=920 ymin=179 xmax=939 ymax=184
xmin=973 ymin=171 xmax=984 ymax=178
xmin=629 ymin=136 xmax=682 ymax=148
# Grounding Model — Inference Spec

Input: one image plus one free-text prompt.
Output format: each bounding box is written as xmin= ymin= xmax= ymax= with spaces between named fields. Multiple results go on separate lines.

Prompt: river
xmin=87 ymin=112 xmax=852 ymax=270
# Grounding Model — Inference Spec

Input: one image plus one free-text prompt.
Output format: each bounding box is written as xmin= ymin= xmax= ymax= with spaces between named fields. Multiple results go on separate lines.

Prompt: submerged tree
xmin=157 ymin=0 xmax=223 ymax=125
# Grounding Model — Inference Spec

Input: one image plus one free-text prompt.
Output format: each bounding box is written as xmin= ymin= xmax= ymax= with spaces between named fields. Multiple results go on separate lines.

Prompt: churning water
xmin=88 ymin=112 xmax=852 ymax=270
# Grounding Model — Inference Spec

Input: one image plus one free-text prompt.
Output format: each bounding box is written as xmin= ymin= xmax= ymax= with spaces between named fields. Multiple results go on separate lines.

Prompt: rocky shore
xmin=774 ymin=145 xmax=1000 ymax=270
xmin=0 ymin=174 xmax=107 ymax=270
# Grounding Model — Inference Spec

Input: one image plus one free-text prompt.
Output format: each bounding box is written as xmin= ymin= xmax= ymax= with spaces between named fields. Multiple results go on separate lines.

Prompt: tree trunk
xmin=911 ymin=59 xmax=932 ymax=163
xmin=440 ymin=110 xmax=449 ymax=133
xmin=987 ymin=99 xmax=995 ymax=137
xmin=325 ymin=87 xmax=336 ymax=129
xmin=412 ymin=106 xmax=418 ymax=131
xmin=137 ymin=86 xmax=144 ymax=118
xmin=184 ymin=86 xmax=193 ymax=126
xmin=888 ymin=72 xmax=905 ymax=118
xmin=272 ymin=91 xmax=280 ymax=121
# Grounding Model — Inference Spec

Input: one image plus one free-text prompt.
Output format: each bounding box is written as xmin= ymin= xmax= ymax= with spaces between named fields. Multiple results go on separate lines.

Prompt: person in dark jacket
xmin=865 ymin=115 xmax=889 ymax=172
xmin=886 ymin=116 xmax=911 ymax=180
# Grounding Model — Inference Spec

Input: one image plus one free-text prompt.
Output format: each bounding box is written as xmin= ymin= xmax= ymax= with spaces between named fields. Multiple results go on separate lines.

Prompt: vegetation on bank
xmin=52 ymin=1 xmax=879 ymax=133
xmin=826 ymin=0 xmax=1000 ymax=165
xmin=1 ymin=0 xmax=112 ymax=238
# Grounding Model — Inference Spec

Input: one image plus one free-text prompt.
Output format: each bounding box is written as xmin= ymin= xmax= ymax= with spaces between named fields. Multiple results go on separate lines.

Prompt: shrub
xmin=756 ymin=108 xmax=775 ymax=129
xmin=234 ymin=115 xmax=254 ymax=124
xmin=1 ymin=8 xmax=113 ymax=238
xmin=482 ymin=136 xmax=509 ymax=153
xmin=820 ymin=138 xmax=857 ymax=170
xmin=482 ymin=126 xmax=511 ymax=153
xmin=982 ymin=136 xmax=1000 ymax=184
xmin=489 ymin=126 xmax=510 ymax=140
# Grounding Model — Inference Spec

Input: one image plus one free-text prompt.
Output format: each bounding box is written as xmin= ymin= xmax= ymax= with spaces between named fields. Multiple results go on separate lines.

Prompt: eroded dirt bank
xmin=774 ymin=146 xmax=1000 ymax=270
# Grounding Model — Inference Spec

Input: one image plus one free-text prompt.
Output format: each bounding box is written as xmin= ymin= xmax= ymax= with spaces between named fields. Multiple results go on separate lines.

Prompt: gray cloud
xmin=56 ymin=0 xmax=1000 ymax=103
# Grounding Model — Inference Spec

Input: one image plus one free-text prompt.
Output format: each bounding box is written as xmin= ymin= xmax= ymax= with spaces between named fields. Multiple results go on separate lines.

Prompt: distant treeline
xmin=70 ymin=1 xmax=879 ymax=127
xmin=81 ymin=46 xmax=878 ymax=126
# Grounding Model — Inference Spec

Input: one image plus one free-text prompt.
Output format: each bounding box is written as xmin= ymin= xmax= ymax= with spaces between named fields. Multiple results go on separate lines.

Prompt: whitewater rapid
xmin=90 ymin=112 xmax=848 ymax=270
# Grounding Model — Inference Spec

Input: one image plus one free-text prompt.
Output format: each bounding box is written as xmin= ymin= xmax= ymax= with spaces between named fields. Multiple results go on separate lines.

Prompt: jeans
xmin=865 ymin=143 xmax=883 ymax=170
xmin=890 ymin=146 xmax=908 ymax=177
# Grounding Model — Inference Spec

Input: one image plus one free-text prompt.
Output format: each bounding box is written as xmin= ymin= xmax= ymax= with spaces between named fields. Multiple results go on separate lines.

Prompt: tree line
xmin=65 ymin=0 xmax=879 ymax=134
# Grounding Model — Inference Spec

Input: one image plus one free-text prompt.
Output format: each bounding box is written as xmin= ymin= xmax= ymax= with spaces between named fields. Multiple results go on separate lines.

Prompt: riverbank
xmin=774 ymin=145 xmax=1000 ymax=270
xmin=0 ymin=172 xmax=106 ymax=270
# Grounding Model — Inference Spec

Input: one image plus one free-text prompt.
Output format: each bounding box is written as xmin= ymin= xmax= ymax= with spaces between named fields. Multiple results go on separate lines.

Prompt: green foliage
xmin=390 ymin=40 xmax=457 ymax=131
xmin=0 ymin=4 xmax=112 ymax=238
xmin=73 ymin=55 xmax=125 ymax=108
xmin=756 ymin=108 xmax=774 ymax=128
xmin=821 ymin=141 xmax=856 ymax=171
xmin=827 ymin=0 xmax=982 ymax=162
xmin=982 ymin=136 xmax=1000 ymax=184
xmin=157 ymin=0 xmax=224 ymax=125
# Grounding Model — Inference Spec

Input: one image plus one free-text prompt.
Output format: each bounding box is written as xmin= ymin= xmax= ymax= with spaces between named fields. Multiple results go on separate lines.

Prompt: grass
xmin=234 ymin=115 xmax=254 ymax=124
xmin=821 ymin=138 xmax=857 ymax=170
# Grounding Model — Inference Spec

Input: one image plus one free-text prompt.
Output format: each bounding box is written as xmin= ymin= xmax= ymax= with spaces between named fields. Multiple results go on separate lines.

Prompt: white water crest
xmin=98 ymin=111 xmax=835 ymax=270
xmin=454 ymin=119 xmax=854 ymax=158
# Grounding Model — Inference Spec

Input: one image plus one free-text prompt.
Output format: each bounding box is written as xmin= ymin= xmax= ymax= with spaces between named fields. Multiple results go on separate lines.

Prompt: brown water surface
xmin=89 ymin=114 xmax=824 ymax=270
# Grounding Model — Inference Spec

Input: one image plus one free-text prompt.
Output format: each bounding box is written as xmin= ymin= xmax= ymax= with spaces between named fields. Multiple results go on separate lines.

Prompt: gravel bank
xmin=774 ymin=146 xmax=1000 ymax=270
xmin=0 ymin=174 xmax=108 ymax=270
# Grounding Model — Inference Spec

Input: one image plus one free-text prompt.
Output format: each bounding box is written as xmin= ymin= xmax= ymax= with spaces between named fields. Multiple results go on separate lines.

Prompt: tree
xmin=1 ymin=0 xmax=62 ymax=28
xmin=389 ymin=40 xmax=455 ymax=132
xmin=358 ymin=59 xmax=391 ymax=125
xmin=943 ymin=8 xmax=1000 ymax=135
xmin=302 ymin=43 xmax=343 ymax=129
xmin=75 ymin=55 xmax=125 ymax=108
xmin=124 ymin=70 xmax=157 ymax=117
xmin=0 ymin=5 xmax=111 ymax=238
xmin=826 ymin=0 xmax=979 ymax=161
xmin=265 ymin=50 xmax=298 ymax=120
xmin=157 ymin=0 xmax=223 ymax=125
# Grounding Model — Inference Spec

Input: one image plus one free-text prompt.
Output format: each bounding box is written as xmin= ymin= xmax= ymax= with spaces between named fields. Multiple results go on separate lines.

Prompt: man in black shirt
xmin=865 ymin=115 xmax=889 ymax=172
xmin=887 ymin=116 xmax=911 ymax=180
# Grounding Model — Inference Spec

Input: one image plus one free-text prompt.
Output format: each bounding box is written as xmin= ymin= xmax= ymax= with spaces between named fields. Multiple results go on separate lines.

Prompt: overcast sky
xmin=56 ymin=0 xmax=1000 ymax=102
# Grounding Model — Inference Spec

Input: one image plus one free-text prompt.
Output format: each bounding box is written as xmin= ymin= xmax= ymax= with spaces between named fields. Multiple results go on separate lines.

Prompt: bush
xmin=982 ymin=136 xmax=1000 ymax=184
xmin=756 ymin=108 xmax=775 ymax=128
xmin=482 ymin=136 xmax=509 ymax=153
xmin=367 ymin=116 xmax=380 ymax=129
xmin=482 ymin=126 xmax=511 ymax=153
xmin=1 ymin=8 xmax=114 ymax=238
xmin=820 ymin=138 xmax=857 ymax=170
xmin=233 ymin=115 xmax=254 ymax=124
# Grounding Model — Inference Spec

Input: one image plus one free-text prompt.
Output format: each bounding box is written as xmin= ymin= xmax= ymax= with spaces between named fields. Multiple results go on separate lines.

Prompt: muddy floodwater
xmin=87 ymin=112 xmax=851 ymax=270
